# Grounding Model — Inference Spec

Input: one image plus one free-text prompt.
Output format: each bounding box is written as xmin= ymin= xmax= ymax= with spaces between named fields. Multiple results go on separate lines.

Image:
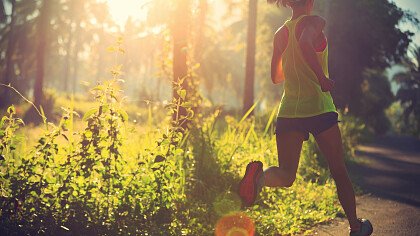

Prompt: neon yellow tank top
xmin=277 ymin=15 xmax=336 ymax=118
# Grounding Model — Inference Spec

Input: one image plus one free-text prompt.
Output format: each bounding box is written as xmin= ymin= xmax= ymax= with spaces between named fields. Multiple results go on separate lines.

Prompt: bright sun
xmin=105 ymin=0 xmax=149 ymax=27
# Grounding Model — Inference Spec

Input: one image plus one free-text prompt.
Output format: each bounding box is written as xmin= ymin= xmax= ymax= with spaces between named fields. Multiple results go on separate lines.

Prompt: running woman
xmin=238 ymin=0 xmax=373 ymax=235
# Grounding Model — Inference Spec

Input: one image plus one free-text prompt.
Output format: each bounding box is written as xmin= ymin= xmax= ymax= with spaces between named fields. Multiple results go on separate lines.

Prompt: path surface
xmin=310 ymin=135 xmax=420 ymax=236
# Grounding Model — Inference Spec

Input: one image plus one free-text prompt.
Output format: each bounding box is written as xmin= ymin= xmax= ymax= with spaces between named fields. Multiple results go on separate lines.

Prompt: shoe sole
xmin=366 ymin=221 xmax=373 ymax=236
xmin=239 ymin=161 xmax=263 ymax=207
xmin=354 ymin=220 xmax=373 ymax=236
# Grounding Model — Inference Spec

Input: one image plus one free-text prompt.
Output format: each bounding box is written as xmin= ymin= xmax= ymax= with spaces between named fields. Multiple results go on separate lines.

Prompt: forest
xmin=0 ymin=0 xmax=419 ymax=235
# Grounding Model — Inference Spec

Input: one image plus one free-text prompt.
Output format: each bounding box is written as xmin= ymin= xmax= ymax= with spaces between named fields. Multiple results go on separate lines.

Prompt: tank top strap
xmin=285 ymin=14 xmax=307 ymax=31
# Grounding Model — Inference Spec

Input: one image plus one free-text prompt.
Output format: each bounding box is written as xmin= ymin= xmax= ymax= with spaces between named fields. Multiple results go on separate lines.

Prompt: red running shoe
xmin=239 ymin=161 xmax=263 ymax=207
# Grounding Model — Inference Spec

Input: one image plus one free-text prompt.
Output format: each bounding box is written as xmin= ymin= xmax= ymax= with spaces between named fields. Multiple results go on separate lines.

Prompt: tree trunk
xmin=194 ymin=0 xmax=207 ymax=62
xmin=327 ymin=0 xmax=366 ymax=114
xmin=172 ymin=0 xmax=190 ymax=128
xmin=0 ymin=0 xmax=17 ymax=108
xmin=0 ymin=0 xmax=7 ymax=23
xmin=34 ymin=0 xmax=51 ymax=107
xmin=243 ymin=0 xmax=257 ymax=116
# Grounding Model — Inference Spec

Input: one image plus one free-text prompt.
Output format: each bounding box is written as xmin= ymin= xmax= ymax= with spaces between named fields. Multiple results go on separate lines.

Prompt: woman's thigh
xmin=314 ymin=124 xmax=346 ymax=174
xmin=276 ymin=131 xmax=305 ymax=174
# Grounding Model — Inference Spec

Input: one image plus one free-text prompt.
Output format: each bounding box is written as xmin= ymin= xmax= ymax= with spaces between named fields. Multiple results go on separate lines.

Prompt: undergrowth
xmin=0 ymin=45 xmax=366 ymax=235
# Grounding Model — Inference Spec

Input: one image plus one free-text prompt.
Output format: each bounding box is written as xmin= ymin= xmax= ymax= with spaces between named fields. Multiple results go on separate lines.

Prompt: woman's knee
xmin=283 ymin=177 xmax=295 ymax=188
xmin=264 ymin=167 xmax=296 ymax=188
xmin=278 ymin=168 xmax=296 ymax=187
xmin=270 ymin=172 xmax=295 ymax=188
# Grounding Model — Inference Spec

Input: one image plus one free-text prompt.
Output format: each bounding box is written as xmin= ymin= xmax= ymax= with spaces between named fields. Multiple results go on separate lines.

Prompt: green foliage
xmin=393 ymin=46 xmax=420 ymax=137
xmin=0 ymin=89 xmax=366 ymax=235
xmin=252 ymin=179 xmax=340 ymax=235
xmin=0 ymin=80 xmax=189 ymax=235
xmin=359 ymin=70 xmax=394 ymax=134
xmin=338 ymin=112 xmax=370 ymax=158
xmin=21 ymin=89 xmax=57 ymax=125
xmin=206 ymin=112 xmax=352 ymax=235
xmin=298 ymin=136 xmax=329 ymax=183
xmin=0 ymin=105 xmax=24 ymax=158
xmin=386 ymin=101 xmax=419 ymax=136
xmin=327 ymin=0 xmax=416 ymax=113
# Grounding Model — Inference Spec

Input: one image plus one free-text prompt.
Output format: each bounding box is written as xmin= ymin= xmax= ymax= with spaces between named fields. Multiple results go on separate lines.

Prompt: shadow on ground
xmin=310 ymin=135 xmax=420 ymax=236
xmin=349 ymin=135 xmax=420 ymax=208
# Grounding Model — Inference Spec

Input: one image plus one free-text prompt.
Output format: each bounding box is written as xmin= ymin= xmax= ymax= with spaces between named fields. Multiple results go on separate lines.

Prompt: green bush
xmin=0 ymin=84 xmax=366 ymax=235
xmin=0 ymin=80 xmax=189 ymax=235
xmin=23 ymin=89 xmax=58 ymax=124
xmin=386 ymin=101 xmax=420 ymax=137
xmin=338 ymin=112 xmax=371 ymax=158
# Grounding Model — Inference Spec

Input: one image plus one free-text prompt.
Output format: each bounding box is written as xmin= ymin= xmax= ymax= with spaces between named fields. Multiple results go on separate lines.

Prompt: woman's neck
xmin=291 ymin=8 xmax=309 ymax=20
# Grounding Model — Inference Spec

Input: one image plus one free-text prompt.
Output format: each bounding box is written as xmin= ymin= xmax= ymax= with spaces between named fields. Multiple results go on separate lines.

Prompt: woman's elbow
xmin=271 ymin=65 xmax=284 ymax=84
xmin=271 ymin=76 xmax=283 ymax=84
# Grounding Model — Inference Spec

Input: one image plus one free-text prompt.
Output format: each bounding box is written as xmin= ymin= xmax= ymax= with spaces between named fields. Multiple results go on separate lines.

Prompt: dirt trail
xmin=310 ymin=136 xmax=420 ymax=236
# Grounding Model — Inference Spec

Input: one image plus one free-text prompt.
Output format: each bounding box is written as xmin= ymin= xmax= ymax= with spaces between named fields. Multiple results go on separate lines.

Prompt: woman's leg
xmin=263 ymin=131 xmax=305 ymax=187
xmin=314 ymin=124 xmax=360 ymax=230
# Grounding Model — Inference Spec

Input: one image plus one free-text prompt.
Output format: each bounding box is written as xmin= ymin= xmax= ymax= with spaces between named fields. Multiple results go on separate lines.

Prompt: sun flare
xmin=104 ymin=0 xmax=149 ymax=27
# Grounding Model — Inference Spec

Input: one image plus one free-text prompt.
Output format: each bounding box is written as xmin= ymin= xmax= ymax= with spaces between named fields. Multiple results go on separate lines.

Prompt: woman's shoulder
xmin=274 ymin=21 xmax=289 ymax=37
xmin=301 ymin=15 xmax=326 ymax=28
xmin=274 ymin=25 xmax=289 ymax=42
xmin=304 ymin=14 xmax=326 ymax=21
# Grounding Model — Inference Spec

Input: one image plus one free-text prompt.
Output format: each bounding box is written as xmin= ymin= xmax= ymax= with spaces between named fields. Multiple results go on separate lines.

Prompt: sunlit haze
xmin=1 ymin=0 xmax=420 ymax=235
xmin=104 ymin=0 xmax=149 ymax=27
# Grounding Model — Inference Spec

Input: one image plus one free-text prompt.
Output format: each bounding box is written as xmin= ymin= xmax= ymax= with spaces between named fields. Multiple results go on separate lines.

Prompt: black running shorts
xmin=275 ymin=112 xmax=339 ymax=141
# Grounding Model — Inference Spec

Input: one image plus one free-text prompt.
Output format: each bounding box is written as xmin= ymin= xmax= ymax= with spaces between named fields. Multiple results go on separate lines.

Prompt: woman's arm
xmin=271 ymin=27 xmax=288 ymax=84
xmin=298 ymin=16 xmax=334 ymax=92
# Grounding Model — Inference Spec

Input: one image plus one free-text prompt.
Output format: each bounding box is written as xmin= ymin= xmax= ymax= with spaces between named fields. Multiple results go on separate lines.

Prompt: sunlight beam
xmin=104 ymin=0 xmax=149 ymax=28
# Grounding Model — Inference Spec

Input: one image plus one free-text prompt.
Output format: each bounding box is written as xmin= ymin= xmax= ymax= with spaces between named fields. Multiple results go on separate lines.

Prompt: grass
xmin=0 ymin=82 xmax=368 ymax=235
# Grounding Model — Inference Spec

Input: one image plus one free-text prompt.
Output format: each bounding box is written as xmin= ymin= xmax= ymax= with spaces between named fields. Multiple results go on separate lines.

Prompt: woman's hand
xmin=319 ymin=77 xmax=334 ymax=92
